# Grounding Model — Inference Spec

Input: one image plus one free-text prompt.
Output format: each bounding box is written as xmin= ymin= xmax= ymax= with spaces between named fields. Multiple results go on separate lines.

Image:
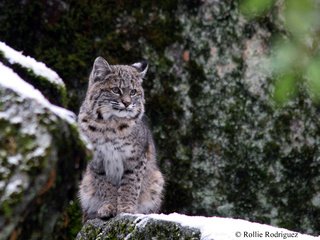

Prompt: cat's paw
xmin=97 ymin=204 xmax=116 ymax=218
xmin=117 ymin=205 xmax=136 ymax=214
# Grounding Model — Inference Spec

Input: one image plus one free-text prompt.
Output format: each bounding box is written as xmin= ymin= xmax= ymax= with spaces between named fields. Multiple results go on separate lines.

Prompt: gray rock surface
xmin=145 ymin=2 xmax=320 ymax=235
xmin=76 ymin=213 xmax=320 ymax=240
xmin=76 ymin=215 xmax=201 ymax=240
xmin=0 ymin=61 xmax=90 ymax=240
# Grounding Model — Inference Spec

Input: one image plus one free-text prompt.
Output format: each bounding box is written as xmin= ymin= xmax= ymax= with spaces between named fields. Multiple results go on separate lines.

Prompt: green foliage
xmin=240 ymin=0 xmax=275 ymax=18
xmin=283 ymin=0 xmax=316 ymax=35
xmin=273 ymin=73 xmax=297 ymax=104
xmin=306 ymin=57 xmax=320 ymax=101
xmin=241 ymin=0 xmax=320 ymax=105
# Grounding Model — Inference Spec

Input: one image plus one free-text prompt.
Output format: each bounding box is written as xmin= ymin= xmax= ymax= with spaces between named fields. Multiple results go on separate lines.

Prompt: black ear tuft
xmin=90 ymin=56 xmax=111 ymax=82
xmin=132 ymin=60 xmax=148 ymax=79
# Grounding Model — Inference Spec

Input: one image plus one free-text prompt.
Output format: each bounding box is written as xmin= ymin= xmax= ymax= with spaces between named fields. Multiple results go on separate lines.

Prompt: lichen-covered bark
xmin=0 ymin=0 xmax=319 ymax=236
xmin=76 ymin=215 xmax=201 ymax=240
xmin=0 ymin=86 xmax=90 ymax=240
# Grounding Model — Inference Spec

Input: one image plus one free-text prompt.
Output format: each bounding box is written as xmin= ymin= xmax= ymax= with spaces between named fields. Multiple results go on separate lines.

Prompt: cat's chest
xmin=95 ymin=140 xmax=134 ymax=186
xmin=98 ymin=140 xmax=133 ymax=160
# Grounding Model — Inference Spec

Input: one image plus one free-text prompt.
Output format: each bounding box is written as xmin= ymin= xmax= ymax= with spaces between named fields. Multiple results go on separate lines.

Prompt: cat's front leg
xmin=97 ymin=202 xmax=116 ymax=218
xmin=117 ymin=159 xmax=146 ymax=214
xmin=95 ymin=174 xmax=118 ymax=218
xmin=79 ymin=168 xmax=118 ymax=220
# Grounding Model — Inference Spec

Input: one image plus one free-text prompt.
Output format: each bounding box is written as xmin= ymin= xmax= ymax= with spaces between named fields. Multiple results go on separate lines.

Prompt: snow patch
xmin=123 ymin=215 xmax=150 ymax=240
xmin=8 ymin=154 xmax=22 ymax=165
xmin=0 ymin=41 xmax=64 ymax=86
xmin=0 ymin=62 xmax=75 ymax=124
xmin=5 ymin=178 xmax=23 ymax=196
xmin=133 ymin=215 xmax=150 ymax=228
xmin=129 ymin=213 xmax=319 ymax=240
xmin=2 ymin=174 xmax=30 ymax=201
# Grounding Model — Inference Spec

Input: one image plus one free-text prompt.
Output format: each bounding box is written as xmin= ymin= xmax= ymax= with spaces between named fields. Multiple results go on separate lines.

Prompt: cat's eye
xmin=111 ymin=87 xmax=121 ymax=95
xmin=130 ymin=89 xmax=137 ymax=96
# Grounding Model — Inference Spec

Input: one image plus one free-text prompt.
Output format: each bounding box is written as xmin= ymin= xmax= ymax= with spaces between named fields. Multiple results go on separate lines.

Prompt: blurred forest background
xmin=1 ymin=0 xmax=320 ymax=238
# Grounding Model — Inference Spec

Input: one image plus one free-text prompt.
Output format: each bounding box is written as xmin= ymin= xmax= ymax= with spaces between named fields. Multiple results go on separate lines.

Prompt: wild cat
xmin=78 ymin=56 xmax=164 ymax=220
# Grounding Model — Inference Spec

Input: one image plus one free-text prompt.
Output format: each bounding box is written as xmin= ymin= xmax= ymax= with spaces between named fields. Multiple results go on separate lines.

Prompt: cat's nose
xmin=122 ymin=100 xmax=131 ymax=108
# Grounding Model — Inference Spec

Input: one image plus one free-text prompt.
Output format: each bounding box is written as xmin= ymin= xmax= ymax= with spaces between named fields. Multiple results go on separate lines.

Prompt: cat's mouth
xmin=112 ymin=106 xmax=133 ymax=112
xmin=96 ymin=102 xmax=138 ymax=120
xmin=111 ymin=102 xmax=134 ymax=112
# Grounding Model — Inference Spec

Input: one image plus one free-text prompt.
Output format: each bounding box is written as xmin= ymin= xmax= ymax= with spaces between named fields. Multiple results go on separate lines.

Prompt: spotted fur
xmin=78 ymin=57 xmax=164 ymax=220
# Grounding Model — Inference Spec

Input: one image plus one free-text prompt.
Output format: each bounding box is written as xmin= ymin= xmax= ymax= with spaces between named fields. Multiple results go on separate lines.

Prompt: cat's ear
xmin=132 ymin=60 xmax=148 ymax=79
xmin=90 ymin=56 xmax=112 ymax=82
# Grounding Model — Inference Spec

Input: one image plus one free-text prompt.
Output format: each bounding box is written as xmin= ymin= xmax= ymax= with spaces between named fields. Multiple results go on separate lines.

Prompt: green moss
xmin=76 ymin=222 xmax=104 ymax=240
xmin=1 ymin=201 xmax=13 ymax=218
xmin=77 ymin=216 xmax=201 ymax=240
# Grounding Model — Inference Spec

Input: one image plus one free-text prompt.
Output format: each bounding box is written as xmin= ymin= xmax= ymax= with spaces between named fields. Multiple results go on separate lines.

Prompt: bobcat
xmin=78 ymin=57 xmax=164 ymax=220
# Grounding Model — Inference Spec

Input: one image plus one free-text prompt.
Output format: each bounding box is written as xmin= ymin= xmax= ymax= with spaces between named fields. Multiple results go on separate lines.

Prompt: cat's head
xmin=86 ymin=56 xmax=148 ymax=121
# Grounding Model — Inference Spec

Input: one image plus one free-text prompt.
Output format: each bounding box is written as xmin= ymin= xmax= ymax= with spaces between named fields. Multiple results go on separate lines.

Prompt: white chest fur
xmin=96 ymin=141 xmax=133 ymax=186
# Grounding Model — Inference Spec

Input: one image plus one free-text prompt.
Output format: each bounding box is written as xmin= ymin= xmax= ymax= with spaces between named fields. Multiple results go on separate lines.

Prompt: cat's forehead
xmin=111 ymin=65 xmax=140 ymax=87
xmin=113 ymin=65 xmax=138 ymax=78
